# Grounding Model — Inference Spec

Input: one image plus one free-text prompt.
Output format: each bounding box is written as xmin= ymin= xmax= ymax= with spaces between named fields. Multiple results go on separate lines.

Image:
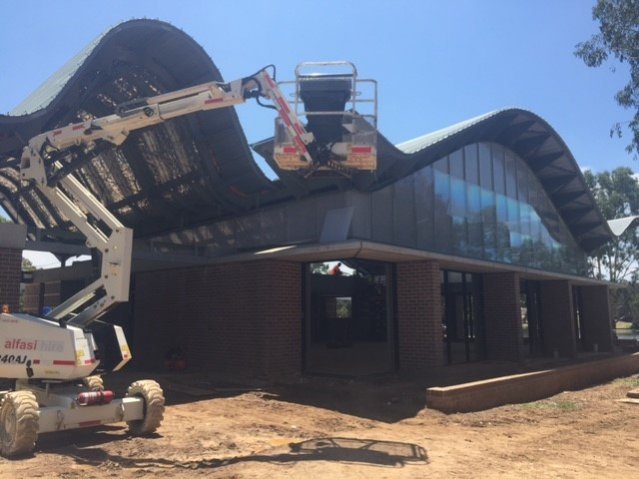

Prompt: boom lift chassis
xmin=0 ymin=62 xmax=377 ymax=456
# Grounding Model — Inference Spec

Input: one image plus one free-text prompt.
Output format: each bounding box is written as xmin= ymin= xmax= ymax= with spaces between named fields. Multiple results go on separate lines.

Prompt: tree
xmin=575 ymin=0 xmax=639 ymax=157
xmin=584 ymin=167 xmax=639 ymax=282
xmin=22 ymin=258 xmax=36 ymax=272
xmin=310 ymin=262 xmax=330 ymax=274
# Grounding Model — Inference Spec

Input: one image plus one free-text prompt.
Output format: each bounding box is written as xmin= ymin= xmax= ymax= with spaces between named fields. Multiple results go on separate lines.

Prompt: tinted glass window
xmin=419 ymin=142 xmax=586 ymax=274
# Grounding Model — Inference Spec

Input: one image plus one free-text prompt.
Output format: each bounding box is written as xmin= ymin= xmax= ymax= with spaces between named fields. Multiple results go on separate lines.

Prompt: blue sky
xmin=1 ymin=0 xmax=636 ymax=173
xmin=0 ymin=0 xmax=636 ymax=266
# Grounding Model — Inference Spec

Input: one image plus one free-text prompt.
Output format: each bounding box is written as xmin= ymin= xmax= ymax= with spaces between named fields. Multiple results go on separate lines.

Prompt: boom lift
xmin=0 ymin=62 xmax=378 ymax=456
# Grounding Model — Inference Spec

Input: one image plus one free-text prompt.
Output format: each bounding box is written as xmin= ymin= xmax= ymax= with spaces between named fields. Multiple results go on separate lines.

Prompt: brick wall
xmin=396 ymin=261 xmax=444 ymax=371
xmin=23 ymin=283 xmax=43 ymax=314
xmin=540 ymin=280 xmax=577 ymax=358
xmin=0 ymin=247 xmax=22 ymax=312
xmin=132 ymin=260 xmax=302 ymax=381
xmin=482 ymin=272 xmax=523 ymax=362
xmin=579 ymin=285 xmax=613 ymax=353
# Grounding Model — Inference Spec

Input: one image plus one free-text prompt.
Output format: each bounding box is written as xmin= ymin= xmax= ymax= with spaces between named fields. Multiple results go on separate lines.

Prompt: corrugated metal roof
xmin=254 ymin=108 xmax=614 ymax=252
xmin=0 ymin=19 xmax=613 ymax=253
xmin=0 ymin=19 xmax=275 ymax=239
xmin=10 ymin=35 xmax=102 ymax=116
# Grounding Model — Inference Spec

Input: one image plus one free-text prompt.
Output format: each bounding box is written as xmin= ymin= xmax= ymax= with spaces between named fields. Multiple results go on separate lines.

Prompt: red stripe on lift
xmin=72 ymin=124 xmax=85 ymax=131
xmin=53 ymin=360 xmax=76 ymax=366
xmin=32 ymin=359 xmax=40 ymax=364
xmin=205 ymin=98 xmax=224 ymax=104
xmin=276 ymin=97 xmax=290 ymax=113
xmin=351 ymin=146 xmax=372 ymax=154
xmin=52 ymin=130 xmax=63 ymax=136
xmin=293 ymin=123 xmax=304 ymax=136
xmin=84 ymin=359 xmax=95 ymax=365
xmin=263 ymin=73 xmax=276 ymax=88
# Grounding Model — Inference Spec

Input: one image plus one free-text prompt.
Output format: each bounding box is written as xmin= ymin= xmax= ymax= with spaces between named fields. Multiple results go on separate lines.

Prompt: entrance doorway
xmin=304 ymin=259 xmax=394 ymax=376
xmin=441 ymin=270 xmax=485 ymax=364
xmin=521 ymin=280 xmax=544 ymax=357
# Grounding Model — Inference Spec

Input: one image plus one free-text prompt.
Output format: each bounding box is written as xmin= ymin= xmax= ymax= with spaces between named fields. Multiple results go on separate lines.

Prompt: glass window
xmin=479 ymin=143 xmax=492 ymax=189
xmin=505 ymin=152 xmax=518 ymax=199
xmin=464 ymin=144 xmax=479 ymax=185
xmin=413 ymin=142 xmax=586 ymax=274
xmin=450 ymin=176 xmax=466 ymax=217
xmin=414 ymin=167 xmax=435 ymax=249
xmin=492 ymin=146 xmax=506 ymax=195
xmin=449 ymin=150 xmax=464 ymax=179
xmin=433 ymin=167 xmax=452 ymax=253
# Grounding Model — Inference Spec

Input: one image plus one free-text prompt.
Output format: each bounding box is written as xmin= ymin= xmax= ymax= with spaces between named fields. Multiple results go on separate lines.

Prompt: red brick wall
xmin=132 ymin=260 xmax=302 ymax=380
xmin=0 ymin=247 xmax=21 ymax=313
xmin=23 ymin=283 xmax=43 ymax=314
xmin=396 ymin=261 xmax=444 ymax=371
xmin=482 ymin=272 xmax=523 ymax=362
xmin=540 ymin=280 xmax=577 ymax=358
xmin=579 ymin=285 xmax=613 ymax=353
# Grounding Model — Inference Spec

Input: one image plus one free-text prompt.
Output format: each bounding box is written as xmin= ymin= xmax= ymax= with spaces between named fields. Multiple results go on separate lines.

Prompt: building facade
xmin=1 ymin=20 xmax=616 ymax=381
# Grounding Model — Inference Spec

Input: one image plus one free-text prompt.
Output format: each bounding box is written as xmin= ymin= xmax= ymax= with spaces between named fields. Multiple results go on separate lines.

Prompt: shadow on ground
xmin=99 ymin=356 xmax=596 ymax=423
xmin=52 ymin=436 xmax=427 ymax=471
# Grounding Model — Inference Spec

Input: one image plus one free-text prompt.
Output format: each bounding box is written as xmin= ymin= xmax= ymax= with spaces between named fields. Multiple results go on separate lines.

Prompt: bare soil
xmin=2 ymin=371 xmax=639 ymax=479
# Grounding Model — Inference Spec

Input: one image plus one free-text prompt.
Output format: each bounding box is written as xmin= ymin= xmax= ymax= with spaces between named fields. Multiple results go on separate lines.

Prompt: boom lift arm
xmin=19 ymin=66 xmax=316 ymax=328
xmin=2 ymin=61 xmax=379 ymax=459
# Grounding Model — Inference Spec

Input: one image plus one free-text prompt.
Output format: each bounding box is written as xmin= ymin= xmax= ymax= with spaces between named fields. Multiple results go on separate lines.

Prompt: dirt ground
xmin=2 ymin=371 xmax=638 ymax=479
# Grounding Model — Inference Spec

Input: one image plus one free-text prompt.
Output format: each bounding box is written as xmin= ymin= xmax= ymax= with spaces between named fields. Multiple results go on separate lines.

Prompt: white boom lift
xmin=0 ymin=62 xmax=378 ymax=456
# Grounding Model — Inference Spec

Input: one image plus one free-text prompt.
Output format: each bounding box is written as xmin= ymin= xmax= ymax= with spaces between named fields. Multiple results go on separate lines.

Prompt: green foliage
xmin=584 ymin=167 xmax=639 ymax=282
xmin=21 ymin=258 xmax=36 ymax=272
xmin=310 ymin=262 xmax=330 ymax=274
xmin=336 ymin=298 xmax=352 ymax=319
xmin=611 ymin=285 xmax=639 ymax=327
xmin=0 ymin=215 xmax=9 ymax=223
xmin=613 ymin=376 xmax=639 ymax=387
xmin=575 ymin=0 xmax=639 ymax=157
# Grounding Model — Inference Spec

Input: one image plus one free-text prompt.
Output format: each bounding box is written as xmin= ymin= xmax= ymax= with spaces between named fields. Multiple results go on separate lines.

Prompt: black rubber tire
xmin=126 ymin=380 xmax=165 ymax=435
xmin=0 ymin=391 xmax=39 ymax=457
xmin=83 ymin=375 xmax=104 ymax=392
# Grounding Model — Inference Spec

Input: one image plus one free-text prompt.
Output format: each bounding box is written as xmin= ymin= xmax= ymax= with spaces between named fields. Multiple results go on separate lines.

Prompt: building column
xmin=540 ymin=280 xmax=577 ymax=358
xmin=0 ymin=224 xmax=26 ymax=313
xmin=396 ymin=261 xmax=444 ymax=372
xmin=579 ymin=285 xmax=614 ymax=353
xmin=482 ymin=272 xmax=523 ymax=362
xmin=253 ymin=261 xmax=303 ymax=380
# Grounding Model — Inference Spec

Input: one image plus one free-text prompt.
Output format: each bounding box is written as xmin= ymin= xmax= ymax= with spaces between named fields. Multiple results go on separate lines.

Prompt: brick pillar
xmin=253 ymin=261 xmax=302 ymax=380
xmin=482 ymin=272 xmax=523 ymax=362
xmin=396 ymin=261 xmax=444 ymax=371
xmin=0 ymin=223 xmax=26 ymax=313
xmin=540 ymin=280 xmax=577 ymax=358
xmin=579 ymin=285 xmax=613 ymax=353
xmin=0 ymin=248 xmax=22 ymax=312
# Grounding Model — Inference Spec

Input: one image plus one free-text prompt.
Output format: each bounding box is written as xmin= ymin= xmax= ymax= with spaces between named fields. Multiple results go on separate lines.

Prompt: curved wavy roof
xmin=0 ymin=19 xmax=612 ymax=252
xmin=0 ymin=19 xmax=274 ymax=239
xmin=255 ymin=108 xmax=614 ymax=252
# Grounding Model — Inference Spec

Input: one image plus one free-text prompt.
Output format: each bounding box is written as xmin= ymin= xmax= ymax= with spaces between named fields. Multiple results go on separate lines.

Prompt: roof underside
xmin=0 ymin=20 xmax=612 ymax=252
xmin=0 ymin=20 xmax=274 ymax=239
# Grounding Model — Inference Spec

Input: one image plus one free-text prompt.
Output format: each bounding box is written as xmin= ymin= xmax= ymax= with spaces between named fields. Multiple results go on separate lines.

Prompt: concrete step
xmin=627 ymin=388 xmax=639 ymax=399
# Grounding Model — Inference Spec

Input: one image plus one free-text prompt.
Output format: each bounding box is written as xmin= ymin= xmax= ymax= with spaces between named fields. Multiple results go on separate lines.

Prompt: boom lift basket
xmin=274 ymin=61 xmax=378 ymax=172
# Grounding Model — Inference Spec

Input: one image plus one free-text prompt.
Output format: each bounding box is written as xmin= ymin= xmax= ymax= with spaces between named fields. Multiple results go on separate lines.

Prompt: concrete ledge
xmin=426 ymin=353 xmax=639 ymax=413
